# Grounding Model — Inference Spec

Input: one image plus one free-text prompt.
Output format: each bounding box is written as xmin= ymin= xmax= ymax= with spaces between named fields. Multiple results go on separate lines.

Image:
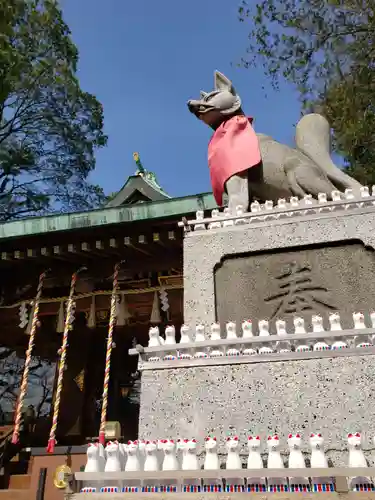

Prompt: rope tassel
xmin=47 ymin=267 xmax=86 ymax=453
xmin=99 ymin=262 xmax=122 ymax=445
xmin=12 ymin=270 xmax=49 ymax=445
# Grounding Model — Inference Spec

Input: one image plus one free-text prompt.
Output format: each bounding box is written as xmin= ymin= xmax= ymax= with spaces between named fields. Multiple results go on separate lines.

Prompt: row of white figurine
xmin=85 ymin=433 xmax=370 ymax=473
xmin=193 ymin=186 xmax=374 ymax=230
xmin=149 ymin=312 xmax=375 ymax=349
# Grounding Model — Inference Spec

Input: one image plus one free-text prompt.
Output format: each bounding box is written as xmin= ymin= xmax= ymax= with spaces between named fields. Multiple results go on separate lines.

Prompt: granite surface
xmin=138 ymin=355 xmax=375 ymax=467
xmin=183 ymin=209 xmax=375 ymax=328
xmin=214 ymin=242 xmax=375 ymax=332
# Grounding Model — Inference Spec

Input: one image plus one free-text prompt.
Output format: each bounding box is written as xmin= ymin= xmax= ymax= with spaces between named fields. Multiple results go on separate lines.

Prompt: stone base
xmin=139 ymin=355 xmax=375 ymax=466
xmin=68 ymin=493 xmax=375 ymax=499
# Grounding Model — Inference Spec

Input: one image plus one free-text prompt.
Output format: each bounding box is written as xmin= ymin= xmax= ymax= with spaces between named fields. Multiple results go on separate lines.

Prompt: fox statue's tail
xmin=295 ymin=113 xmax=362 ymax=192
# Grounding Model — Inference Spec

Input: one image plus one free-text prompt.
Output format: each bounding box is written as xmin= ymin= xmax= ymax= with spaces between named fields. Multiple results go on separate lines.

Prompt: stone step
xmin=8 ymin=475 xmax=30 ymax=490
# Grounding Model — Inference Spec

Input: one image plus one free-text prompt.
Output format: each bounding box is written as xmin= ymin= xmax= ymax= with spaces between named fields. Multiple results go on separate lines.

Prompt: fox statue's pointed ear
xmin=214 ymin=71 xmax=236 ymax=95
xmin=200 ymin=91 xmax=208 ymax=99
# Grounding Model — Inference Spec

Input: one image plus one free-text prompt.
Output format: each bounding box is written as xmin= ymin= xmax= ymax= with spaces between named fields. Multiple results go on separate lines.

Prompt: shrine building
xmin=0 ymin=155 xmax=215 ymax=500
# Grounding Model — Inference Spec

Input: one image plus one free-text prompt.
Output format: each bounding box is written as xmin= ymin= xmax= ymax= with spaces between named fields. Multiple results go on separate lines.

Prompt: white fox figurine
xmin=144 ymin=440 xmax=159 ymax=472
xmin=347 ymin=432 xmax=371 ymax=491
xmin=104 ymin=441 xmax=121 ymax=472
xmin=148 ymin=326 xmax=164 ymax=347
xmin=160 ymin=439 xmax=179 ymax=471
xmin=85 ymin=443 xmax=103 ymax=473
xmin=164 ymin=325 xmax=176 ymax=345
xmin=204 ymin=437 xmax=219 ymax=470
xmin=178 ymin=438 xmax=199 ymax=470
xmin=287 ymin=434 xmax=309 ymax=491
xmin=226 ymin=436 xmax=241 ymax=470
xmin=180 ymin=324 xmax=193 ymax=343
xmin=267 ymin=435 xmax=287 ymax=492
xmin=125 ymin=440 xmax=141 ymax=472
xmin=246 ymin=435 xmax=266 ymax=491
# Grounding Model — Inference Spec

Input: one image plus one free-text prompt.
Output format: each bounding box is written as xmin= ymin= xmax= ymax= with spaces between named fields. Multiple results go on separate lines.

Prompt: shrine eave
xmin=0 ymin=192 xmax=216 ymax=241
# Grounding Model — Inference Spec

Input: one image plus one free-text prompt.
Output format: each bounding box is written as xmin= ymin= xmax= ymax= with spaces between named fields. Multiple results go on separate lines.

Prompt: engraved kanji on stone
xmin=264 ymin=262 xmax=335 ymax=318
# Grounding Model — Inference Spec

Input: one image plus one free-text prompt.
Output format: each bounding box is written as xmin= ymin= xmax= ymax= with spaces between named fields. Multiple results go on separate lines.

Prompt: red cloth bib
xmin=208 ymin=115 xmax=261 ymax=206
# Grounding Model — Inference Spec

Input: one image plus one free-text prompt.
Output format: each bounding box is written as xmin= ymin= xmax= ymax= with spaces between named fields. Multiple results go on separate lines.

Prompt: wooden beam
xmin=67 ymin=243 xmax=78 ymax=253
xmin=95 ymin=240 xmax=104 ymax=251
xmin=27 ymin=248 xmax=38 ymax=258
xmin=109 ymin=238 xmax=118 ymax=249
xmin=124 ymin=236 xmax=151 ymax=256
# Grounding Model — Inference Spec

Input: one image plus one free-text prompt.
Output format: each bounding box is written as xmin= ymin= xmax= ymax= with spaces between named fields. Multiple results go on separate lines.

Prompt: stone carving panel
xmin=214 ymin=242 xmax=375 ymax=332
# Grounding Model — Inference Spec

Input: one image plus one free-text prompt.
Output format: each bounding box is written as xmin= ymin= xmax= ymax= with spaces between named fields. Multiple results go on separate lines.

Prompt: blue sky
xmin=61 ymin=0 xmax=302 ymax=198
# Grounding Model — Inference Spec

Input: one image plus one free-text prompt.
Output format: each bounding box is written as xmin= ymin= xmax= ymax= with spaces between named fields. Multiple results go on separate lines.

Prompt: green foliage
xmin=0 ymin=0 xmax=108 ymax=220
xmin=238 ymin=0 xmax=375 ymax=183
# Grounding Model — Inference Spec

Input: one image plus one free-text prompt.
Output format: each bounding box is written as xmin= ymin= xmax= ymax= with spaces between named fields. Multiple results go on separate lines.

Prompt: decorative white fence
xmin=177 ymin=188 xmax=375 ymax=232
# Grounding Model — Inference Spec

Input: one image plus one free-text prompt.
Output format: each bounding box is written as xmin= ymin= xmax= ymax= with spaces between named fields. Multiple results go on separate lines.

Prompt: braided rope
xmin=99 ymin=263 xmax=121 ymax=445
xmin=47 ymin=268 xmax=85 ymax=453
xmin=11 ymin=270 xmax=48 ymax=444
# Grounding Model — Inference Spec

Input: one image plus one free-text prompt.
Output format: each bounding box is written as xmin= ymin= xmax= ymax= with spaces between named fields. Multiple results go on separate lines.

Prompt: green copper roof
xmin=0 ymin=192 xmax=216 ymax=240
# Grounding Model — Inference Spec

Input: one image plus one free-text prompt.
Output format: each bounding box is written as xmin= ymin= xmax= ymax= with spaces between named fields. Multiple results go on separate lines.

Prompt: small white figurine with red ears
xmin=267 ymin=435 xmax=287 ymax=492
xmin=178 ymin=438 xmax=199 ymax=470
xmin=347 ymin=432 xmax=372 ymax=491
xmin=204 ymin=437 xmax=220 ymax=470
xmin=226 ymin=436 xmax=241 ymax=469
xmin=242 ymin=320 xmax=253 ymax=338
xmin=309 ymin=433 xmax=334 ymax=492
xmin=125 ymin=440 xmax=141 ymax=472
xmin=267 ymin=435 xmax=284 ymax=468
xmin=84 ymin=442 xmax=102 ymax=472
xmin=104 ymin=441 xmax=121 ymax=472
xmin=160 ymin=439 xmax=179 ymax=471
xmin=287 ymin=433 xmax=310 ymax=491
xmin=287 ymin=433 xmax=306 ymax=468
xmin=247 ymin=436 xmax=263 ymax=469
xmin=348 ymin=433 xmax=367 ymax=468
xmin=247 ymin=436 xmax=266 ymax=492
xmin=309 ymin=433 xmax=328 ymax=468
xmin=144 ymin=440 xmax=159 ymax=472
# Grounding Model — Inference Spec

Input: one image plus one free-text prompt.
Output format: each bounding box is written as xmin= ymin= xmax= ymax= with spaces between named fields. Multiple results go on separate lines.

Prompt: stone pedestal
xmin=183 ymin=207 xmax=375 ymax=331
xmin=137 ymin=204 xmax=375 ymax=464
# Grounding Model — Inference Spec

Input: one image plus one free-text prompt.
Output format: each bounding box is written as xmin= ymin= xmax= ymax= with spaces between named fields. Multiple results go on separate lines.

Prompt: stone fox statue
xmin=187 ymin=71 xmax=362 ymax=213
